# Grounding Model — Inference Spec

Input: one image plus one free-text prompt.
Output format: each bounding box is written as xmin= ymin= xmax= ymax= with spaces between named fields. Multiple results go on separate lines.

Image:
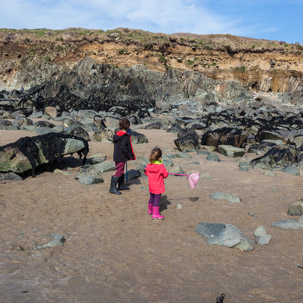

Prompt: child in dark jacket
xmin=110 ymin=118 xmax=136 ymax=195
xmin=144 ymin=147 xmax=168 ymax=220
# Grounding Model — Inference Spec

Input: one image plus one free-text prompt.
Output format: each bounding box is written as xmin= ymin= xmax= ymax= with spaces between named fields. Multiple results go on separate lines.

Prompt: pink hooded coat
xmin=144 ymin=161 xmax=168 ymax=194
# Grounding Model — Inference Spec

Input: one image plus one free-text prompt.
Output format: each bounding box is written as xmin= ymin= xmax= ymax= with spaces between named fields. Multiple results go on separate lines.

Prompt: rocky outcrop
xmin=1 ymin=28 xmax=303 ymax=98
xmin=0 ymin=57 xmax=254 ymax=117
xmin=250 ymin=146 xmax=299 ymax=169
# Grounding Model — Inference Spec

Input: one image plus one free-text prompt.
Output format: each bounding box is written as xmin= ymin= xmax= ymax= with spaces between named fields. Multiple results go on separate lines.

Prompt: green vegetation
xmin=158 ymin=54 xmax=167 ymax=65
xmin=117 ymin=48 xmax=128 ymax=55
xmin=28 ymin=46 xmax=40 ymax=55
xmin=0 ymin=27 xmax=302 ymax=57
xmin=32 ymin=29 xmax=48 ymax=37
xmin=143 ymin=43 xmax=153 ymax=50
xmin=234 ymin=66 xmax=246 ymax=73
xmin=202 ymin=45 xmax=213 ymax=50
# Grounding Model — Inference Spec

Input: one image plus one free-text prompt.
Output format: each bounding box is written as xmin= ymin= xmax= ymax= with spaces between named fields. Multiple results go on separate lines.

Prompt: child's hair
xmin=119 ymin=118 xmax=130 ymax=130
xmin=149 ymin=147 xmax=162 ymax=163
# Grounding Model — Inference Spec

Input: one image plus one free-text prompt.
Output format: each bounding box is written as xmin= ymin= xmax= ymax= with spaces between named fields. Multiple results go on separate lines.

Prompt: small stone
xmin=200 ymin=172 xmax=211 ymax=180
xmin=248 ymin=212 xmax=257 ymax=218
xmin=54 ymin=169 xmax=71 ymax=176
xmin=176 ymin=204 xmax=183 ymax=209
xmin=254 ymin=226 xmax=267 ymax=237
xmin=263 ymin=170 xmax=276 ymax=176
xmin=256 ymin=234 xmax=271 ymax=245
xmin=189 ymin=197 xmax=199 ymax=202
xmin=206 ymin=153 xmax=221 ymax=162
xmin=35 ymin=234 xmax=66 ymax=249
xmin=210 ymin=192 xmax=241 ymax=203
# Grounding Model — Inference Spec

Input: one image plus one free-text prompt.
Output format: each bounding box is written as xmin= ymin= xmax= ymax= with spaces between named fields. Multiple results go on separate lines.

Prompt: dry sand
xmin=1 ymin=128 xmax=303 ymax=303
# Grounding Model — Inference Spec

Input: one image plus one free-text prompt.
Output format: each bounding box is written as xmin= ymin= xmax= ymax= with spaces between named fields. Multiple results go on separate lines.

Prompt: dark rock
xmin=0 ymin=119 xmax=13 ymax=130
xmin=247 ymin=141 xmax=277 ymax=153
xmin=36 ymin=128 xmax=57 ymax=135
xmin=206 ymin=153 xmax=221 ymax=162
xmin=0 ymin=133 xmax=89 ymax=175
xmin=196 ymin=222 xmax=253 ymax=251
xmin=250 ymin=146 xmax=298 ymax=169
xmin=0 ymin=172 xmax=23 ymax=181
xmin=145 ymin=122 xmax=163 ymax=129
xmin=92 ymin=129 xmax=114 ymax=143
xmin=177 ymin=128 xmax=199 ymax=139
xmin=201 ymin=127 xmax=248 ymax=148
xmin=34 ymin=120 xmax=56 ymax=128
xmin=130 ymin=130 xmax=148 ymax=144
xmin=174 ymin=134 xmax=200 ymax=152
xmin=287 ymin=198 xmax=303 ymax=216
xmin=191 ymin=123 xmax=206 ymax=130
xmin=126 ymin=169 xmax=141 ymax=180
xmin=64 ymin=125 xmax=90 ymax=141
xmin=280 ymin=166 xmax=300 ymax=176
xmin=166 ymin=123 xmax=182 ymax=133
xmin=75 ymin=166 xmax=104 ymax=185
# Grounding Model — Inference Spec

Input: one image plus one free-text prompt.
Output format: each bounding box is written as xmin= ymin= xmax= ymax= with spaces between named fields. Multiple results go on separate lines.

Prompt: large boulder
xmin=250 ymin=146 xmax=298 ymax=169
xmin=174 ymin=130 xmax=200 ymax=152
xmin=217 ymin=145 xmax=246 ymax=157
xmin=201 ymin=127 xmax=248 ymax=148
xmin=0 ymin=133 xmax=89 ymax=175
xmin=196 ymin=222 xmax=253 ymax=252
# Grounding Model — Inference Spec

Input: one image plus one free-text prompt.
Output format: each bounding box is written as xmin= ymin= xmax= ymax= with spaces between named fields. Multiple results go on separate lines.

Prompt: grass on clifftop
xmin=0 ymin=27 xmax=303 ymax=55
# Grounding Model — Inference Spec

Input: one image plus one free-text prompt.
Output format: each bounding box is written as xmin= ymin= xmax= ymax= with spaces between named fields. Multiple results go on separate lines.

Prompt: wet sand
xmin=1 ymin=128 xmax=303 ymax=303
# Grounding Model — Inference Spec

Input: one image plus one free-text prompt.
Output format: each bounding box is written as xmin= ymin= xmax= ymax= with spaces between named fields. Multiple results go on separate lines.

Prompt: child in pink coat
xmin=144 ymin=147 xmax=168 ymax=220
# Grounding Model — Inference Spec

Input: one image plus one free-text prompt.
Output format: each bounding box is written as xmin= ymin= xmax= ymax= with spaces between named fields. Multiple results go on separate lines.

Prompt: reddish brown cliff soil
xmin=0 ymin=28 xmax=303 ymax=92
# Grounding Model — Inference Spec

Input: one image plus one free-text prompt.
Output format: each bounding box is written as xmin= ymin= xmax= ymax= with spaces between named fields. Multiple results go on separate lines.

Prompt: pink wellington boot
xmin=152 ymin=206 xmax=164 ymax=220
xmin=148 ymin=204 xmax=153 ymax=215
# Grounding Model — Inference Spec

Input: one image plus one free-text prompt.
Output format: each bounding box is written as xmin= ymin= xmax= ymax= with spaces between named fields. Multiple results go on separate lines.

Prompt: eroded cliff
xmin=0 ymin=28 xmax=302 ymax=98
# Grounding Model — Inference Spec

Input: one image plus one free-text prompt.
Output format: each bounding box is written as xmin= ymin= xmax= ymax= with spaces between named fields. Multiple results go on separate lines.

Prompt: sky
xmin=0 ymin=0 xmax=302 ymax=43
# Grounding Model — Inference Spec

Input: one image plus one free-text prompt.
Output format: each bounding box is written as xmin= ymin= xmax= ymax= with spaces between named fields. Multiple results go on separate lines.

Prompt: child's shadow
xmin=160 ymin=195 xmax=171 ymax=212
xmin=128 ymin=178 xmax=141 ymax=185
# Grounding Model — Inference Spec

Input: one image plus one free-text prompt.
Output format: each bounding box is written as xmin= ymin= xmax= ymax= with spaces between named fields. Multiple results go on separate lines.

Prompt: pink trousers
xmin=113 ymin=162 xmax=125 ymax=177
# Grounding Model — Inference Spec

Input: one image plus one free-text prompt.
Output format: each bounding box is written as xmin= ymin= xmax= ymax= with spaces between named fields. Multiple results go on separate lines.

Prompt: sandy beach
xmin=1 ymin=128 xmax=303 ymax=303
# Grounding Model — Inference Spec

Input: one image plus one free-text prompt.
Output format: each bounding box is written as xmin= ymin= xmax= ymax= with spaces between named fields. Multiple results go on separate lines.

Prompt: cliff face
xmin=0 ymin=28 xmax=302 ymax=97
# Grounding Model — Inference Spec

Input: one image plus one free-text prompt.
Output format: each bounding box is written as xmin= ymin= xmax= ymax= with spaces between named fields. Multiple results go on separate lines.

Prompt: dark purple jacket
xmin=113 ymin=130 xmax=136 ymax=162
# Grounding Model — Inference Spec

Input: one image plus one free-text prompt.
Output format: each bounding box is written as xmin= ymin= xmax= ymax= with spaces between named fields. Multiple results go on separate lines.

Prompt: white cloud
xmin=0 ymin=0 xmax=253 ymax=36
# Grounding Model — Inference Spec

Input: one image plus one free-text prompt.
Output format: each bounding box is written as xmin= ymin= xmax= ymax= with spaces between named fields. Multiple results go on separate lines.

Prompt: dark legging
xmin=149 ymin=193 xmax=162 ymax=207
xmin=113 ymin=162 xmax=125 ymax=177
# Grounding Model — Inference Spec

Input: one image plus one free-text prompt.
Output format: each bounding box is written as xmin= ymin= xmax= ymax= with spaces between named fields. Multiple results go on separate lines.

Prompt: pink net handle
xmin=168 ymin=172 xmax=189 ymax=176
